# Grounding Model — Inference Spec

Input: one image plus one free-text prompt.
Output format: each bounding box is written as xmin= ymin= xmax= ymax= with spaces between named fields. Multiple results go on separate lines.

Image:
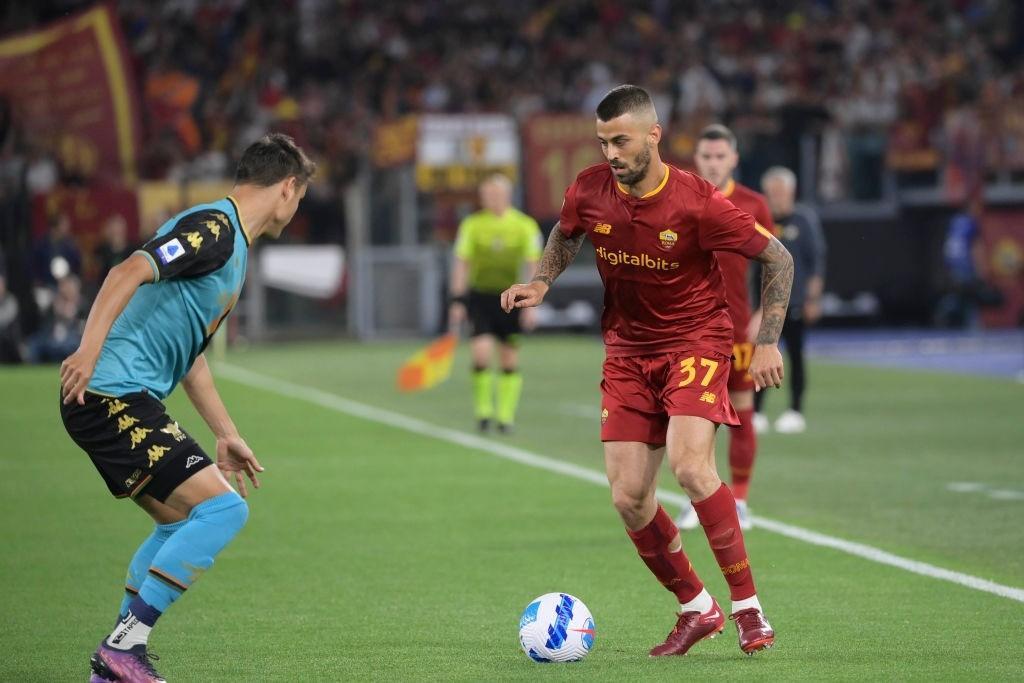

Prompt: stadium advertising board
xmin=522 ymin=114 xmax=604 ymax=220
xmin=415 ymin=114 xmax=518 ymax=192
xmin=0 ymin=5 xmax=141 ymax=183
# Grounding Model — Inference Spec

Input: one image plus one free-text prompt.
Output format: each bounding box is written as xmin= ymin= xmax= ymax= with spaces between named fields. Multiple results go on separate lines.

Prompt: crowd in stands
xmin=0 ymin=0 xmax=1021 ymax=362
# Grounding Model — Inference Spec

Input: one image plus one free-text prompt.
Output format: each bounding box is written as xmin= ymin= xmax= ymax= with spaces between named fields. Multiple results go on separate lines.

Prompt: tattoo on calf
xmin=754 ymin=238 xmax=794 ymax=345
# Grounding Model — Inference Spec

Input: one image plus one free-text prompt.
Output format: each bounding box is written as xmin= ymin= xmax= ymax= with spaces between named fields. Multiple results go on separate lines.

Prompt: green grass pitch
xmin=1 ymin=335 xmax=1021 ymax=680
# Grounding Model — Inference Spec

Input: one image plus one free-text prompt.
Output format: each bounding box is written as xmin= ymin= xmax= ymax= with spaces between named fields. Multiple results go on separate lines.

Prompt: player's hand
xmin=216 ymin=434 xmax=264 ymax=498
xmin=749 ymin=343 xmax=784 ymax=392
xmin=520 ymin=305 xmax=538 ymax=332
xmin=501 ymin=281 xmax=548 ymax=313
xmin=60 ymin=348 xmax=98 ymax=405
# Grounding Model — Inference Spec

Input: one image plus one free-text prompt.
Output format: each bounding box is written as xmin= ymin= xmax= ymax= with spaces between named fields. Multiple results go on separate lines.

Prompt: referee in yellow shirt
xmin=449 ymin=174 xmax=542 ymax=434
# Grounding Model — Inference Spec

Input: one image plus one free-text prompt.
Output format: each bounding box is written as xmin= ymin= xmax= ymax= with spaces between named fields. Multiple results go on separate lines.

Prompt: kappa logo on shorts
xmin=185 ymin=455 xmax=203 ymax=469
xmin=147 ymin=445 xmax=171 ymax=467
xmin=156 ymin=238 xmax=185 ymax=265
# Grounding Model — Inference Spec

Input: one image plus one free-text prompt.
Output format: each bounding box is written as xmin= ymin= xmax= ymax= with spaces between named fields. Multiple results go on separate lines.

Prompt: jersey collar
xmin=615 ymin=164 xmax=670 ymax=200
xmin=226 ymin=195 xmax=252 ymax=246
xmin=721 ymin=178 xmax=736 ymax=198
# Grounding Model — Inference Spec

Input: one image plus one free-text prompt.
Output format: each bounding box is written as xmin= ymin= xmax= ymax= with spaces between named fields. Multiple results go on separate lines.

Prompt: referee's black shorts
xmin=467 ymin=289 xmax=522 ymax=343
xmin=60 ymin=390 xmax=214 ymax=502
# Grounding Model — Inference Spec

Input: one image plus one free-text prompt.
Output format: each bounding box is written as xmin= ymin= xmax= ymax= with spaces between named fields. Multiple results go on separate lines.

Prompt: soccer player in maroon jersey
xmin=675 ymin=124 xmax=776 ymax=532
xmin=501 ymin=85 xmax=793 ymax=657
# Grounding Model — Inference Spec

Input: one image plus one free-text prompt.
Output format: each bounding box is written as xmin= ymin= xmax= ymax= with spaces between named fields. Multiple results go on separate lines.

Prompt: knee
xmin=192 ymin=490 xmax=249 ymax=532
xmin=671 ymin=455 xmax=715 ymax=491
xmin=610 ymin=486 xmax=651 ymax=524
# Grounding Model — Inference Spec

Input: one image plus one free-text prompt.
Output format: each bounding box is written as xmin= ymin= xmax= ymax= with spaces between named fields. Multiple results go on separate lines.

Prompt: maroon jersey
xmin=559 ymin=164 xmax=772 ymax=357
xmin=717 ymin=179 xmax=775 ymax=338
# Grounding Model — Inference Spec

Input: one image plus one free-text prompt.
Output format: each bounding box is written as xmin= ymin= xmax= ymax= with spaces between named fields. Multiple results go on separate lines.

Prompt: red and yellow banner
xmin=980 ymin=208 xmax=1024 ymax=328
xmin=522 ymin=114 xmax=603 ymax=220
xmin=0 ymin=4 xmax=142 ymax=183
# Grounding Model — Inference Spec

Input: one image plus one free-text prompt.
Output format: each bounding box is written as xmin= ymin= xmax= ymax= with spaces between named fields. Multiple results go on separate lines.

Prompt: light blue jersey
xmin=90 ymin=197 xmax=251 ymax=399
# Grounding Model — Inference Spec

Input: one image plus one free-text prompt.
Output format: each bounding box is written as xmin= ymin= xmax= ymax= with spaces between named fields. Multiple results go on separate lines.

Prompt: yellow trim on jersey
xmin=616 ymin=165 xmax=670 ymax=199
xmin=226 ymin=196 xmax=252 ymax=246
xmin=754 ymin=221 xmax=774 ymax=239
xmin=134 ymin=249 xmax=160 ymax=283
xmin=722 ymin=178 xmax=736 ymax=198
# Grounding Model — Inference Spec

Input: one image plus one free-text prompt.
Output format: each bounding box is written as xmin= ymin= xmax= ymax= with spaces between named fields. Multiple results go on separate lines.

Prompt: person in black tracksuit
xmin=753 ymin=166 xmax=826 ymax=434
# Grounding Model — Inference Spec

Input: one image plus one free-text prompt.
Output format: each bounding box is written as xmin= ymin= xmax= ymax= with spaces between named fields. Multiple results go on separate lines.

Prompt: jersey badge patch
xmin=658 ymin=229 xmax=678 ymax=250
xmin=156 ymin=238 xmax=186 ymax=264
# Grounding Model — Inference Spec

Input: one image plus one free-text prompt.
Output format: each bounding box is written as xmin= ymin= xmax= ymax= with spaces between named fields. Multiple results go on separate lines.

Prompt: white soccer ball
xmin=518 ymin=592 xmax=595 ymax=662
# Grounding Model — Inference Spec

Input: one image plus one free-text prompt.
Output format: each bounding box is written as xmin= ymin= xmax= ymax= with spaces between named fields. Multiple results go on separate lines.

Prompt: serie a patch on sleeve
xmin=156 ymin=238 xmax=186 ymax=265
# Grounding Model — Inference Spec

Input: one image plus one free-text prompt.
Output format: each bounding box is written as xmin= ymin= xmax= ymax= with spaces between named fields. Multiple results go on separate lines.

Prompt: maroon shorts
xmin=600 ymin=349 xmax=739 ymax=444
xmin=727 ymin=339 xmax=755 ymax=392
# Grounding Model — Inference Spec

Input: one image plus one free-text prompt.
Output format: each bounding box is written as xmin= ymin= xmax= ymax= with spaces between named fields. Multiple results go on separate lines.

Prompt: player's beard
xmin=613 ymin=144 xmax=652 ymax=188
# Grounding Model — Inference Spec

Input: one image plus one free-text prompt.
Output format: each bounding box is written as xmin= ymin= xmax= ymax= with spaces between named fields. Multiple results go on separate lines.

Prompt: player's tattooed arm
xmin=502 ymin=222 xmax=584 ymax=312
xmin=752 ymin=237 xmax=794 ymax=345
xmin=531 ymin=222 xmax=585 ymax=287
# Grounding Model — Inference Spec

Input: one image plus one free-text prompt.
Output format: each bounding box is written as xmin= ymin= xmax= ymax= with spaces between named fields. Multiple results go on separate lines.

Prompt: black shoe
xmin=497 ymin=423 xmax=514 ymax=435
xmin=478 ymin=418 xmax=491 ymax=433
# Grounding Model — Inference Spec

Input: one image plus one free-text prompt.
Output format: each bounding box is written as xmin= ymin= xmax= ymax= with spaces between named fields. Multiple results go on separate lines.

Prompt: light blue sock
xmin=119 ymin=520 xmax=187 ymax=617
xmin=137 ymin=491 xmax=249 ymax=613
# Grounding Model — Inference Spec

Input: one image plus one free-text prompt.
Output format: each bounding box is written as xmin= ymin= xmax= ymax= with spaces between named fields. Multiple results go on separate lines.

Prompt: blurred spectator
xmin=27 ymin=273 xmax=83 ymax=363
xmin=94 ymin=214 xmax=136 ymax=285
xmin=32 ymin=212 xmax=81 ymax=286
xmin=934 ymin=196 xmax=1002 ymax=328
xmin=0 ymin=265 xmax=22 ymax=363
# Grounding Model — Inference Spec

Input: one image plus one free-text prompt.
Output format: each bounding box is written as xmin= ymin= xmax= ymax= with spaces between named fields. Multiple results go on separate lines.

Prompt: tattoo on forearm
xmin=531 ymin=223 xmax=584 ymax=287
xmin=753 ymin=238 xmax=794 ymax=345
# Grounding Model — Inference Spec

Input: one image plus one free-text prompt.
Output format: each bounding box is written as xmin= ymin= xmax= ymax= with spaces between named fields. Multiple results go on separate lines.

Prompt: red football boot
xmin=649 ymin=599 xmax=726 ymax=656
xmin=731 ymin=608 xmax=775 ymax=655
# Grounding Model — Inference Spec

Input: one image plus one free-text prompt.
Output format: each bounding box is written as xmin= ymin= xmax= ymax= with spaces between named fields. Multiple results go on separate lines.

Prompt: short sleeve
xmin=453 ymin=217 xmax=475 ymax=260
xmin=523 ymin=218 xmax=542 ymax=260
xmin=138 ymin=209 xmax=236 ymax=282
xmin=558 ymin=181 xmax=585 ymax=238
xmin=698 ymin=190 xmax=771 ymax=258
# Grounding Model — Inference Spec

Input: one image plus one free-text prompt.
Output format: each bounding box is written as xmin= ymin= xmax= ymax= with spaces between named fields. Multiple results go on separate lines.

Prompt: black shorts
xmin=468 ymin=290 xmax=521 ymax=343
xmin=60 ymin=391 xmax=214 ymax=502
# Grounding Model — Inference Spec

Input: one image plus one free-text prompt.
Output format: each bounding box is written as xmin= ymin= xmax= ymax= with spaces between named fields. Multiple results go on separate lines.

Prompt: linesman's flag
xmin=396 ymin=334 xmax=457 ymax=392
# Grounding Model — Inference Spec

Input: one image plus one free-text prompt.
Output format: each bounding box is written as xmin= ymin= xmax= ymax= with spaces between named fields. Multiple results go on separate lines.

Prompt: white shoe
xmin=736 ymin=500 xmax=753 ymax=530
xmin=675 ymin=502 xmax=700 ymax=530
xmin=752 ymin=412 xmax=770 ymax=434
xmin=774 ymin=410 xmax=806 ymax=433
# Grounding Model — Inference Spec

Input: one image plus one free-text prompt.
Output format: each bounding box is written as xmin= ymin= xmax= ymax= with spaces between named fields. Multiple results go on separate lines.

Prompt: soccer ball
xmin=518 ymin=593 xmax=595 ymax=662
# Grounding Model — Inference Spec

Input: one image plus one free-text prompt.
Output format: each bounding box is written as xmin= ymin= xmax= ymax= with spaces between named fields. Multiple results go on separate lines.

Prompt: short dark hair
xmin=698 ymin=124 xmax=737 ymax=150
xmin=596 ymin=84 xmax=655 ymax=122
xmin=235 ymin=133 xmax=316 ymax=187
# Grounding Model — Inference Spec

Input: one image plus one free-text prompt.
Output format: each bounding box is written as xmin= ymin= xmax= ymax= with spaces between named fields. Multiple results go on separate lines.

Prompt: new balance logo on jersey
xmin=156 ymin=238 xmax=185 ymax=264
xmin=594 ymin=222 xmax=612 ymax=234
xmin=185 ymin=455 xmax=203 ymax=469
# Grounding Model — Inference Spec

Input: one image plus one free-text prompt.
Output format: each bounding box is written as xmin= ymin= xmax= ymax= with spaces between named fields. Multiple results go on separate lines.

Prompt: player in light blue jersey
xmin=60 ymin=133 xmax=315 ymax=683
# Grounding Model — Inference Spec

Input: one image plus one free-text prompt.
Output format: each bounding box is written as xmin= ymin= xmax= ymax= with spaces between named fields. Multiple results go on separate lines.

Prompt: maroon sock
xmin=626 ymin=505 xmax=704 ymax=603
xmin=729 ymin=408 xmax=757 ymax=501
xmin=693 ymin=484 xmax=757 ymax=600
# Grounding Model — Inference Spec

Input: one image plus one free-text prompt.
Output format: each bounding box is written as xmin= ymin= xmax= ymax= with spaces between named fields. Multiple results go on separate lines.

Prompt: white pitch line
xmin=217 ymin=362 xmax=1024 ymax=605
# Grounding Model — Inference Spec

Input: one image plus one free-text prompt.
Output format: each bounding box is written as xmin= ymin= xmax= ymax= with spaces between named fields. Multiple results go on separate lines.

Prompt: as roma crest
xmin=658 ymin=229 xmax=678 ymax=250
